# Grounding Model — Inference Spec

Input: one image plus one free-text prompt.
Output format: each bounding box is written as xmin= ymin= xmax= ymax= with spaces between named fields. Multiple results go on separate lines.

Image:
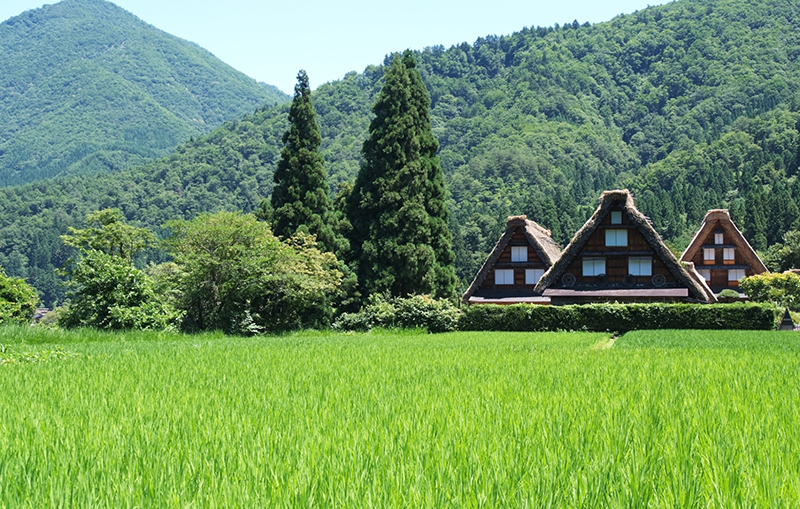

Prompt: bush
xmin=718 ymin=289 xmax=741 ymax=300
xmin=334 ymin=295 xmax=460 ymax=333
xmin=740 ymin=272 xmax=800 ymax=310
xmin=0 ymin=268 xmax=38 ymax=325
xmin=458 ymin=302 xmax=777 ymax=332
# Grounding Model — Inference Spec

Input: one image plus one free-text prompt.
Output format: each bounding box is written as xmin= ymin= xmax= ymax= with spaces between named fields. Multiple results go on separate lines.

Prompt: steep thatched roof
xmin=681 ymin=209 xmax=768 ymax=274
xmin=534 ymin=190 xmax=716 ymax=302
xmin=462 ymin=215 xmax=561 ymax=302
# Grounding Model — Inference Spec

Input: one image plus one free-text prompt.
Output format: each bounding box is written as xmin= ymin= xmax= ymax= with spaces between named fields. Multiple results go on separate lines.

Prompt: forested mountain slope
xmin=3 ymin=0 xmax=800 ymax=305
xmin=0 ymin=0 xmax=288 ymax=186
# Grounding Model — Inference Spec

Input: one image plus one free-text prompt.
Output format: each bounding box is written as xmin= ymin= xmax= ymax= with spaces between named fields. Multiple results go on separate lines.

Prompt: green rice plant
xmin=0 ymin=327 xmax=798 ymax=507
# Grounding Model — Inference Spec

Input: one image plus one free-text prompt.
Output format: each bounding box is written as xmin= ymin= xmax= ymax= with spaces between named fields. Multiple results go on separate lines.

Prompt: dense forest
xmin=0 ymin=0 xmax=289 ymax=186
xmin=2 ymin=0 xmax=800 ymax=306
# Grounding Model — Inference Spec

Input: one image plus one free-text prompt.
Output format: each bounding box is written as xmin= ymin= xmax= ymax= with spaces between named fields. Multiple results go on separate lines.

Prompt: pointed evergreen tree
xmin=346 ymin=51 xmax=456 ymax=299
xmin=271 ymin=70 xmax=338 ymax=252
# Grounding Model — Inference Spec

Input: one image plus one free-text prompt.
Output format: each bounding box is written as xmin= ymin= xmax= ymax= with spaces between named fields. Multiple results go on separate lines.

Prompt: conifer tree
xmin=347 ymin=51 xmax=456 ymax=299
xmin=271 ymin=70 xmax=337 ymax=252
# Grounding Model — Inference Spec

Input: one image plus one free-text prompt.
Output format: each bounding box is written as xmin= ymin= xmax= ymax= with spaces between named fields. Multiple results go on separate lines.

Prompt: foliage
xmin=458 ymin=302 xmax=777 ymax=332
xmin=0 ymin=267 xmax=38 ymax=324
xmin=4 ymin=0 xmax=800 ymax=303
xmin=270 ymin=70 xmax=341 ymax=254
xmin=347 ymin=51 xmax=456 ymax=299
xmin=717 ymin=289 xmax=741 ymax=299
xmin=763 ymin=230 xmax=800 ymax=272
xmin=3 ymin=328 xmax=800 ymax=505
xmin=334 ymin=294 xmax=460 ymax=333
xmin=739 ymin=271 xmax=800 ymax=311
xmin=58 ymin=249 xmax=182 ymax=330
xmin=165 ymin=211 xmax=342 ymax=333
xmin=58 ymin=210 xmax=180 ymax=330
xmin=0 ymin=0 xmax=289 ymax=186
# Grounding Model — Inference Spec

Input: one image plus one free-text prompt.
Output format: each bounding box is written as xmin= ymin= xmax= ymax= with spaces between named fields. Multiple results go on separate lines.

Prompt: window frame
xmin=525 ymin=268 xmax=544 ymax=285
xmin=714 ymin=232 xmax=724 ymax=245
xmin=605 ymin=229 xmax=628 ymax=247
xmin=610 ymin=211 xmax=623 ymax=224
xmin=723 ymin=247 xmax=735 ymax=261
xmin=628 ymin=256 xmax=652 ymax=276
xmin=703 ymin=248 xmax=716 ymax=261
xmin=728 ymin=269 xmax=746 ymax=282
xmin=583 ymin=257 xmax=606 ymax=277
xmin=510 ymin=246 xmax=528 ymax=262
xmin=699 ymin=269 xmax=711 ymax=282
xmin=495 ymin=269 xmax=515 ymax=285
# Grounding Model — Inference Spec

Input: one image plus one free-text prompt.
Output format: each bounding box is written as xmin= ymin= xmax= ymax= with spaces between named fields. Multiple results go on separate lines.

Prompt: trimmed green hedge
xmin=458 ymin=303 xmax=778 ymax=332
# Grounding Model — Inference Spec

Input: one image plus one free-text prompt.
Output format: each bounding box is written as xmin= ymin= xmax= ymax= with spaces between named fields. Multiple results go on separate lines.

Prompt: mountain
xmin=2 ymin=0 xmax=800 ymax=306
xmin=0 ymin=0 xmax=289 ymax=186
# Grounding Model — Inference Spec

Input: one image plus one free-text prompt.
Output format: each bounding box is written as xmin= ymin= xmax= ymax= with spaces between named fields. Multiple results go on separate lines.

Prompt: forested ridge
xmin=3 ymin=0 xmax=800 ymax=306
xmin=0 ymin=0 xmax=289 ymax=187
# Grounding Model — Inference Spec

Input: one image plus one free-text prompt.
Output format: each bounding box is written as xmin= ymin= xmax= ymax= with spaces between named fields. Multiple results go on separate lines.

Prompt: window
xmin=723 ymin=248 xmax=735 ymax=262
xmin=495 ymin=269 xmax=514 ymax=285
xmin=703 ymin=248 xmax=715 ymax=262
xmin=605 ymin=229 xmax=628 ymax=247
xmin=611 ymin=211 xmax=622 ymax=224
xmin=510 ymin=246 xmax=527 ymax=262
xmin=714 ymin=233 xmax=724 ymax=245
xmin=699 ymin=269 xmax=711 ymax=282
xmin=525 ymin=269 xmax=544 ymax=285
xmin=583 ymin=257 xmax=606 ymax=276
xmin=628 ymin=257 xmax=652 ymax=276
xmin=728 ymin=269 xmax=745 ymax=282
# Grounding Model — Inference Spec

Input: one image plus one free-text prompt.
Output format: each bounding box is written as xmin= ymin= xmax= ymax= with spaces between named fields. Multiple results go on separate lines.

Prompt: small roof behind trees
xmin=534 ymin=190 xmax=716 ymax=302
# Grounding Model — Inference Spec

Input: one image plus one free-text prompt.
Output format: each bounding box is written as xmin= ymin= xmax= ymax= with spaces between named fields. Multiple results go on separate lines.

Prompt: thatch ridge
xmin=681 ymin=209 xmax=768 ymax=274
xmin=534 ymin=189 xmax=715 ymax=302
xmin=462 ymin=215 xmax=561 ymax=302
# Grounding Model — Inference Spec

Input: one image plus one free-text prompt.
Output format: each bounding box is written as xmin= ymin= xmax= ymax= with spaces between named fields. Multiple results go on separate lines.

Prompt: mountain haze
xmin=2 ymin=0 xmax=800 ymax=305
xmin=0 ymin=0 xmax=289 ymax=186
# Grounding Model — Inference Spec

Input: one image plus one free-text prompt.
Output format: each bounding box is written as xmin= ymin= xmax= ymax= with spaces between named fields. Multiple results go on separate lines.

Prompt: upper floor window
xmin=723 ymin=248 xmax=735 ymax=261
xmin=495 ymin=269 xmax=514 ymax=285
xmin=510 ymin=246 xmax=527 ymax=262
xmin=703 ymin=248 xmax=715 ymax=261
xmin=714 ymin=232 xmax=724 ymax=244
xmin=583 ymin=257 xmax=606 ymax=276
xmin=605 ymin=229 xmax=628 ymax=247
xmin=611 ymin=211 xmax=622 ymax=224
xmin=526 ymin=268 xmax=544 ymax=285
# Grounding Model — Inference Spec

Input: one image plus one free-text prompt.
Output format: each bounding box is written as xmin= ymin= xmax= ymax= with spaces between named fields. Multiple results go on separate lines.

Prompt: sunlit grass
xmin=1 ymin=327 xmax=798 ymax=506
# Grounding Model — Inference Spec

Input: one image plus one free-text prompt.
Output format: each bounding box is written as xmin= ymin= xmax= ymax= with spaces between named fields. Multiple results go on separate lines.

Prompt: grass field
xmin=1 ymin=327 xmax=799 ymax=507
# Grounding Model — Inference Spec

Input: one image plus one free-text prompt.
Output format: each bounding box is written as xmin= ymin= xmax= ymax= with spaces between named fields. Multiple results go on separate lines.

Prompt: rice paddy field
xmin=1 ymin=326 xmax=800 ymax=507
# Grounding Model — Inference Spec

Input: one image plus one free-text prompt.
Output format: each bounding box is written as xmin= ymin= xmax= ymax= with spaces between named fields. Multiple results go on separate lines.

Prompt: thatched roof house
xmin=463 ymin=215 xmax=561 ymax=304
xmin=534 ymin=190 xmax=716 ymax=304
xmin=681 ymin=209 xmax=768 ymax=292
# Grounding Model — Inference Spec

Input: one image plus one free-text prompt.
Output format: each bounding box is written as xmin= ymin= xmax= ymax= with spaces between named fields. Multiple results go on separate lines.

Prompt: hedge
xmin=458 ymin=302 xmax=778 ymax=332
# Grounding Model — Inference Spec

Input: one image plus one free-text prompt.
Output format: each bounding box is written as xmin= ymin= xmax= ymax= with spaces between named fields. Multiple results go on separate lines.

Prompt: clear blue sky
xmin=1 ymin=0 xmax=672 ymax=94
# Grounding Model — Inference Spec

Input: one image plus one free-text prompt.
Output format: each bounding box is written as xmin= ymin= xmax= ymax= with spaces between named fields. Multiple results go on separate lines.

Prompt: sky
xmin=1 ymin=0 xmax=672 ymax=94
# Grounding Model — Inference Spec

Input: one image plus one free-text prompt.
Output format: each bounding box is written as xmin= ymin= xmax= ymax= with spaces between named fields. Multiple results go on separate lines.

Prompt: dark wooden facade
xmin=464 ymin=216 xmax=561 ymax=305
xmin=681 ymin=210 xmax=768 ymax=293
xmin=535 ymin=190 xmax=716 ymax=304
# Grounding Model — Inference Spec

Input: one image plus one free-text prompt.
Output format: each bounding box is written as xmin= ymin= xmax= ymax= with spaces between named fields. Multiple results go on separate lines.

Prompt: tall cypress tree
xmin=347 ymin=51 xmax=456 ymax=299
xmin=271 ymin=70 xmax=337 ymax=252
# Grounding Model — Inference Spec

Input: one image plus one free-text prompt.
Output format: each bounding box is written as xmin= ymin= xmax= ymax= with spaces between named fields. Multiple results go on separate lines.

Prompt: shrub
xmin=740 ymin=272 xmax=800 ymax=311
xmin=334 ymin=295 xmax=460 ymax=333
xmin=0 ymin=268 xmax=38 ymax=325
xmin=718 ymin=289 xmax=741 ymax=300
xmin=458 ymin=302 xmax=777 ymax=333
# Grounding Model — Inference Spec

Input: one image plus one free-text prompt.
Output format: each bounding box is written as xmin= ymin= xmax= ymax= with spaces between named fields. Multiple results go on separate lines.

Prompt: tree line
xmin=21 ymin=52 xmax=455 ymax=332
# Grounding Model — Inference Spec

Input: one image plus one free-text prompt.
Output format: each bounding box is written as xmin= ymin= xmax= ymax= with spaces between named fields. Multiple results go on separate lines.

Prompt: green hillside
xmin=3 ymin=0 xmax=800 ymax=306
xmin=0 ymin=0 xmax=289 ymax=186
